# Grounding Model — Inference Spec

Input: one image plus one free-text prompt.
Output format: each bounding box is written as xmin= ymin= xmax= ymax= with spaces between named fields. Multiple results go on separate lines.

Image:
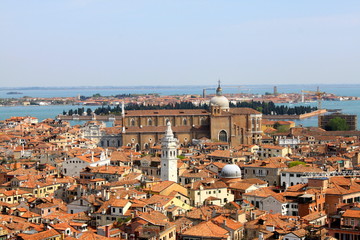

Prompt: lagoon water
xmin=1 ymin=84 xmax=360 ymax=128
xmin=2 ymin=84 xmax=360 ymax=99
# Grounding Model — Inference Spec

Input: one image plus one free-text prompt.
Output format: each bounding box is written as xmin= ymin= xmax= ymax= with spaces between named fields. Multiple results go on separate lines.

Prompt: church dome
xmin=210 ymin=95 xmax=229 ymax=109
xmin=210 ymin=81 xmax=229 ymax=110
xmin=219 ymin=164 xmax=242 ymax=178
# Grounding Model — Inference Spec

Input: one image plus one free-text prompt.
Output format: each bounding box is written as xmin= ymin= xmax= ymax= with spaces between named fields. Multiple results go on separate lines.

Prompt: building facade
xmin=117 ymin=83 xmax=262 ymax=151
xmin=319 ymin=113 xmax=357 ymax=130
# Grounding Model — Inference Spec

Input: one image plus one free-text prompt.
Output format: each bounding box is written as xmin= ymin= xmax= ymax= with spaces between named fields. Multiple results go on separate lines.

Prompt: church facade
xmin=117 ymin=83 xmax=262 ymax=151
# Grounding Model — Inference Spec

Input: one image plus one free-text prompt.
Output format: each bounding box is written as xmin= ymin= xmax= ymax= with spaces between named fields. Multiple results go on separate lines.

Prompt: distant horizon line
xmin=2 ymin=83 xmax=360 ymax=90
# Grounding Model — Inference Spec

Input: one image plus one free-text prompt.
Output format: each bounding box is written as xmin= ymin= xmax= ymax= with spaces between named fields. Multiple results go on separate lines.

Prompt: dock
xmin=262 ymin=109 xmax=327 ymax=120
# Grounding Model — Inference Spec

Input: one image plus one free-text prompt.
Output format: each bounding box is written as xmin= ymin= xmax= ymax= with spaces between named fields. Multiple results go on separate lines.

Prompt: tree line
xmin=230 ymin=101 xmax=317 ymax=115
xmin=62 ymin=101 xmax=317 ymax=116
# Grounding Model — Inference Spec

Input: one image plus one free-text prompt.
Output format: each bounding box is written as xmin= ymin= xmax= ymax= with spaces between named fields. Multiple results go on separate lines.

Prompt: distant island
xmin=6 ymin=91 xmax=23 ymax=95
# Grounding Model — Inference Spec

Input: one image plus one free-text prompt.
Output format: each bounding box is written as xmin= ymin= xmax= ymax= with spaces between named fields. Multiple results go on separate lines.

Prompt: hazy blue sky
xmin=1 ymin=0 xmax=360 ymax=87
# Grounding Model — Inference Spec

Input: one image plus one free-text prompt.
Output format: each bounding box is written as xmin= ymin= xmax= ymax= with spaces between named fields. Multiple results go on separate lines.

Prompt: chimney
xmin=212 ymin=208 xmax=217 ymax=218
xmin=105 ymin=190 xmax=110 ymax=201
xmin=250 ymin=210 xmax=256 ymax=220
xmin=259 ymin=232 xmax=264 ymax=240
xmin=223 ymin=219 xmax=227 ymax=228
xmin=105 ymin=225 xmax=110 ymax=238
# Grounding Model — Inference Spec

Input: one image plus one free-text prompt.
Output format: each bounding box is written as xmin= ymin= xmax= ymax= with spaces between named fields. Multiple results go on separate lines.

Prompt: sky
xmin=1 ymin=0 xmax=360 ymax=87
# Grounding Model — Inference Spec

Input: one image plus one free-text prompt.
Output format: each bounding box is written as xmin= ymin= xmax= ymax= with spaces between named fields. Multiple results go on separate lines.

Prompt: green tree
xmin=273 ymin=122 xmax=281 ymax=129
xmin=325 ymin=117 xmax=350 ymax=131
xmin=289 ymin=161 xmax=306 ymax=168
xmin=277 ymin=125 xmax=289 ymax=132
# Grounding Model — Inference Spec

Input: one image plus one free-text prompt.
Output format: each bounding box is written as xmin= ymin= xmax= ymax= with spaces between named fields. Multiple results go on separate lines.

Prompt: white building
xmin=160 ymin=122 xmax=178 ymax=183
xmin=62 ymin=151 xmax=110 ymax=177
xmin=242 ymin=187 xmax=291 ymax=216
xmin=278 ymin=136 xmax=301 ymax=148
xmin=187 ymin=179 xmax=234 ymax=207
xmin=280 ymin=164 xmax=324 ymax=189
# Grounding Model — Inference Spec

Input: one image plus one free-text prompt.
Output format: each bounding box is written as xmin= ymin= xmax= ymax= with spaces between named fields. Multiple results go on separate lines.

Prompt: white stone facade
xmin=160 ymin=122 xmax=178 ymax=183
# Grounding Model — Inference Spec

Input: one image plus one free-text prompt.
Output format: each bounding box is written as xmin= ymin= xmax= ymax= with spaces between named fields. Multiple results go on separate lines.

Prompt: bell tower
xmin=161 ymin=122 xmax=178 ymax=182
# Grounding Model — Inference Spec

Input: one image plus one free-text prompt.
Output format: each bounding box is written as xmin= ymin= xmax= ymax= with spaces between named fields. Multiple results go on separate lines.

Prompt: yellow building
xmin=261 ymin=120 xmax=295 ymax=132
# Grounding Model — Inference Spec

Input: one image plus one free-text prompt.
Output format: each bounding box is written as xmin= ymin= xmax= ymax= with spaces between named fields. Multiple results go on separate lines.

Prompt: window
xmin=148 ymin=118 xmax=153 ymax=126
xmin=219 ymin=130 xmax=228 ymax=142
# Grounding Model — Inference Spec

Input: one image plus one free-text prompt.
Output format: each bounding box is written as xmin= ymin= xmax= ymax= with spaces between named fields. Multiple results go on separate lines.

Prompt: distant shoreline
xmin=1 ymin=84 xmax=360 ymax=91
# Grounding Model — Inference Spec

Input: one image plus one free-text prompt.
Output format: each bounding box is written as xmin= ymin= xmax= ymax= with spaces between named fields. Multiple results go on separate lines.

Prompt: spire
xmin=216 ymin=79 xmax=223 ymax=96
xmin=121 ymin=101 xmax=125 ymax=117
xmin=122 ymin=101 xmax=126 ymax=133
xmin=165 ymin=121 xmax=174 ymax=138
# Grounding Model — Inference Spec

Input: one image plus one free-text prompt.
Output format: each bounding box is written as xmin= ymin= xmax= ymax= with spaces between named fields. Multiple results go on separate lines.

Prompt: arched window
xmin=183 ymin=118 xmax=187 ymax=125
xmin=200 ymin=117 xmax=207 ymax=125
xmin=219 ymin=130 xmax=228 ymax=142
xmin=130 ymin=119 xmax=135 ymax=126
xmin=148 ymin=118 xmax=153 ymax=126
xmin=144 ymin=143 xmax=149 ymax=150
xmin=135 ymin=144 xmax=140 ymax=152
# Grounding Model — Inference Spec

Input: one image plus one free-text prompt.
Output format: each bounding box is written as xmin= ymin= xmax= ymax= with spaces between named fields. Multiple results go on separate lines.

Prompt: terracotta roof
xmin=125 ymin=109 xmax=209 ymax=116
xmin=77 ymin=231 xmax=116 ymax=239
xmin=342 ymin=209 xmax=360 ymax=218
xmin=146 ymin=181 xmax=175 ymax=193
xmin=283 ymin=164 xmax=324 ymax=173
xmin=302 ymin=211 xmax=327 ymax=222
xmin=18 ymin=229 xmax=61 ymax=240
xmin=212 ymin=215 xmax=243 ymax=230
xmin=182 ymin=220 xmax=229 ymax=239
xmin=136 ymin=211 xmax=169 ymax=226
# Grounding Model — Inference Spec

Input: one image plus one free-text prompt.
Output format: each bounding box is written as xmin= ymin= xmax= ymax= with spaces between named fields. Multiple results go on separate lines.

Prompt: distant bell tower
xmin=161 ymin=121 xmax=178 ymax=182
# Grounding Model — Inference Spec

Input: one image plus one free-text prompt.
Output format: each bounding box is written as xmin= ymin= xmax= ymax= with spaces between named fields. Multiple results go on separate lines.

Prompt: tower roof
xmin=165 ymin=121 xmax=174 ymax=138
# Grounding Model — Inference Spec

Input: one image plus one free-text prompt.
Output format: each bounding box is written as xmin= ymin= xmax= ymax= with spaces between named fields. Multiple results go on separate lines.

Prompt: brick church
xmin=118 ymin=83 xmax=262 ymax=151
